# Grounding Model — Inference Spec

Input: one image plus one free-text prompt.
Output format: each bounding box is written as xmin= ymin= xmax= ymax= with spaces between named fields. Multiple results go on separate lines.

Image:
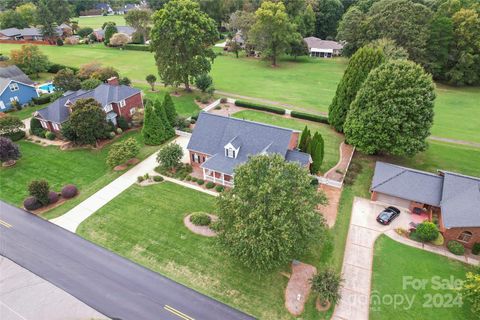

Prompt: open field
xmin=232 ymin=110 xmax=343 ymax=173
xmin=1 ymin=44 xmax=478 ymax=143
xmin=371 ymin=235 xmax=475 ymax=320
xmin=0 ymin=131 xmax=159 ymax=218
xmin=76 ymin=15 xmax=126 ymax=29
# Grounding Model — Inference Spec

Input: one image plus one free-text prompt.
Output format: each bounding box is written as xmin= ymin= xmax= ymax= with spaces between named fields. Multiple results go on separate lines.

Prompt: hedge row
xmin=124 ymin=44 xmax=150 ymax=52
xmin=32 ymin=91 xmax=63 ymax=105
xmin=290 ymin=111 xmax=329 ymax=124
xmin=48 ymin=63 xmax=79 ymax=74
xmin=234 ymin=100 xmax=286 ymax=115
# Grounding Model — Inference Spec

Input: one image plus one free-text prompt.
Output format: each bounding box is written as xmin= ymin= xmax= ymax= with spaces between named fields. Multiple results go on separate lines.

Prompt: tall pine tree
xmin=142 ymin=102 xmax=166 ymax=145
xmin=328 ymin=46 xmax=385 ymax=132
xmin=154 ymin=99 xmax=175 ymax=140
xmin=298 ymin=126 xmax=311 ymax=152
xmin=309 ymin=132 xmax=324 ymax=174
xmin=162 ymin=93 xmax=177 ymax=127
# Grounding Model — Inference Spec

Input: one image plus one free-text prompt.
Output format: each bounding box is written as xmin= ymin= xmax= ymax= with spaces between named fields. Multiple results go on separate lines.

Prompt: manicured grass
xmin=0 ymin=44 xmax=478 ymax=142
xmin=139 ymin=84 xmax=201 ymax=117
xmin=76 ymin=15 xmax=126 ymax=29
xmin=370 ymin=235 xmax=475 ymax=320
xmin=0 ymin=131 xmax=159 ymax=217
xmin=232 ymin=110 xmax=343 ymax=173
xmin=10 ymin=103 xmax=49 ymax=120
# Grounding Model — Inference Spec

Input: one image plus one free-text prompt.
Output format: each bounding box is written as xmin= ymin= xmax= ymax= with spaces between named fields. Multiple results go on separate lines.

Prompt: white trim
xmin=9 ymin=82 xmax=19 ymax=92
xmin=0 ymin=79 xmax=37 ymax=96
xmin=52 ymin=122 xmax=61 ymax=131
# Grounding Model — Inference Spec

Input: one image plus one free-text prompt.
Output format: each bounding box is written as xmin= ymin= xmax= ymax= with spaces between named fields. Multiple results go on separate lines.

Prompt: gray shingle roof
xmin=304 ymin=37 xmax=343 ymax=50
xmin=371 ymin=162 xmax=443 ymax=206
xmin=188 ymin=113 xmax=309 ymax=175
xmin=0 ymin=28 xmax=21 ymax=37
xmin=94 ymin=26 xmax=136 ymax=38
xmin=0 ymin=65 xmax=34 ymax=85
xmin=0 ymin=27 xmax=62 ymax=38
xmin=286 ymin=150 xmax=311 ymax=167
xmin=36 ymin=84 xmax=140 ymax=123
xmin=440 ymin=172 xmax=480 ymax=228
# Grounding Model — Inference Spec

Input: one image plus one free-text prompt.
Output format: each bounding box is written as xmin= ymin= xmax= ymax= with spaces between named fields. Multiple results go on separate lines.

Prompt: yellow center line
xmin=0 ymin=219 xmax=12 ymax=228
xmin=164 ymin=305 xmax=195 ymax=320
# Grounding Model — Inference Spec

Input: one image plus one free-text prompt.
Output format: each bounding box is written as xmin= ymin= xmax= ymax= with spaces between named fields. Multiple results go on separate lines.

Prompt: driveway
xmin=332 ymin=197 xmax=410 ymax=320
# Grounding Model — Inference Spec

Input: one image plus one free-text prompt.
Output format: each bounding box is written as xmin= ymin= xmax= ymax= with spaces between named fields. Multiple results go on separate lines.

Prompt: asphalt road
xmin=0 ymin=201 xmax=255 ymax=320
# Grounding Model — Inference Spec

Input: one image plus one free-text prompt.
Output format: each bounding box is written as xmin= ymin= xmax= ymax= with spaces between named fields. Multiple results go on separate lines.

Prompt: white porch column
xmin=221 ymin=173 xmax=225 ymax=186
xmin=202 ymin=167 xmax=206 ymax=180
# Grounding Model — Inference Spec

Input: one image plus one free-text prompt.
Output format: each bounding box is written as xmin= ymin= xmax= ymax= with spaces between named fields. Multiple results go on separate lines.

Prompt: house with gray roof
xmin=187 ymin=112 xmax=311 ymax=187
xmin=304 ymin=37 xmax=343 ymax=58
xmin=0 ymin=27 xmax=63 ymax=41
xmin=371 ymin=161 xmax=480 ymax=249
xmin=0 ymin=66 xmax=38 ymax=112
xmin=93 ymin=26 xmax=136 ymax=42
xmin=34 ymin=77 xmax=143 ymax=132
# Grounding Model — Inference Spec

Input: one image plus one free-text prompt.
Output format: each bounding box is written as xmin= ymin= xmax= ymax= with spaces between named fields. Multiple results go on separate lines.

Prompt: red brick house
xmin=371 ymin=162 xmax=480 ymax=249
xmin=34 ymin=77 xmax=143 ymax=132
xmin=187 ymin=112 xmax=311 ymax=187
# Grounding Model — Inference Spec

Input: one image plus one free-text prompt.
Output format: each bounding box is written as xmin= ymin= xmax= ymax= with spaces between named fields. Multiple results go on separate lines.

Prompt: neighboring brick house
xmin=371 ymin=161 xmax=480 ymax=249
xmin=34 ymin=77 xmax=143 ymax=133
xmin=0 ymin=66 xmax=38 ymax=111
xmin=304 ymin=37 xmax=343 ymax=58
xmin=187 ymin=112 xmax=311 ymax=187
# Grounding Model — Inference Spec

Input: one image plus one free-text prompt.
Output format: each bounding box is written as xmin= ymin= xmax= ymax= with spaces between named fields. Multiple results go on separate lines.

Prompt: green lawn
xmin=76 ymin=15 xmax=126 ymax=29
xmin=232 ymin=110 xmax=343 ymax=173
xmin=0 ymin=131 xmax=159 ymax=218
xmin=9 ymin=103 xmax=49 ymax=120
xmin=139 ymin=84 xmax=200 ymax=117
xmin=0 ymin=44 xmax=478 ymax=142
xmin=370 ymin=235 xmax=475 ymax=320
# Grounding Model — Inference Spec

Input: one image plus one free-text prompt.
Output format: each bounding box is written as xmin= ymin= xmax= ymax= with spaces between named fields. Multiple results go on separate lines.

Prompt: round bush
xmin=447 ymin=240 xmax=465 ymax=256
xmin=153 ymin=175 xmax=164 ymax=182
xmin=45 ymin=131 xmax=56 ymax=140
xmin=185 ymin=175 xmax=192 ymax=181
xmin=206 ymin=181 xmax=215 ymax=189
xmin=215 ymin=185 xmax=225 ymax=192
xmin=415 ymin=221 xmax=439 ymax=242
xmin=197 ymin=179 xmax=204 ymax=185
xmin=431 ymin=233 xmax=444 ymax=246
xmin=48 ymin=191 xmax=59 ymax=204
xmin=116 ymin=128 xmax=123 ymax=134
xmin=109 ymin=131 xmax=116 ymax=139
xmin=61 ymin=184 xmax=78 ymax=199
xmin=189 ymin=212 xmax=211 ymax=226
xmin=137 ymin=176 xmax=144 ymax=183
xmin=23 ymin=196 xmax=42 ymax=210
xmin=472 ymin=243 xmax=480 ymax=255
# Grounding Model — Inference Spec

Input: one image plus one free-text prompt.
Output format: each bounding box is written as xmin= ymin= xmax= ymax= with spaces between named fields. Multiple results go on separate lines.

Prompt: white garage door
xmin=376 ymin=193 xmax=411 ymax=209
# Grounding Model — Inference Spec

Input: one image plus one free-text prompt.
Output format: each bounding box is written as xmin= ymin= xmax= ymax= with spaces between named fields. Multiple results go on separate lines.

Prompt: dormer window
xmin=226 ymin=147 xmax=235 ymax=158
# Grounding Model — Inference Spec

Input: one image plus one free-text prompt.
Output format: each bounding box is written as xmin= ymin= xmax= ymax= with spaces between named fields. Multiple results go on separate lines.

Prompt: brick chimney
xmin=107 ymin=76 xmax=119 ymax=86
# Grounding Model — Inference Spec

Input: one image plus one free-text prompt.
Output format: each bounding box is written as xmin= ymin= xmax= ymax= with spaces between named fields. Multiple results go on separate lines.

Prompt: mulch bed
xmin=285 ymin=260 xmax=317 ymax=316
xmin=183 ymin=213 xmax=218 ymax=237
xmin=28 ymin=194 xmax=78 ymax=215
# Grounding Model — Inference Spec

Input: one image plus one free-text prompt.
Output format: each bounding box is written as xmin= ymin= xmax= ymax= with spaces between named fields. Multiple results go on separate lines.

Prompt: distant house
xmin=371 ymin=161 xmax=480 ymax=249
xmin=93 ymin=26 xmax=136 ymax=42
xmin=304 ymin=37 xmax=343 ymax=58
xmin=187 ymin=113 xmax=311 ymax=187
xmin=0 ymin=27 xmax=63 ymax=41
xmin=115 ymin=3 xmax=141 ymax=14
xmin=0 ymin=66 xmax=38 ymax=111
xmin=34 ymin=77 xmax=143 ymax=132
xmin=96 ymin=3 xmax=114 ymax=14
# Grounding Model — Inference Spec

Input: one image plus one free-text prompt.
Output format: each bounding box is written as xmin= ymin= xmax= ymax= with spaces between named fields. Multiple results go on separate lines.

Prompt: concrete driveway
xmin=332 ymin=197 xmax=411 ymax=320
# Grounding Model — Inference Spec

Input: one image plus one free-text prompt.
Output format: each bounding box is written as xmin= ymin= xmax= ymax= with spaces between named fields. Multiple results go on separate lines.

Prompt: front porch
xmin=201 ymin=167 xmax=234 ymax=187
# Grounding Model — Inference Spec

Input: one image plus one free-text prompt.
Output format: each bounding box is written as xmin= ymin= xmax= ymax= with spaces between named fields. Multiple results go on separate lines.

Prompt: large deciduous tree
xmin=10 ymin=45 xmax=50 ymax=78
xmin=0 ymin=10 xmax=29 ymax=29
xmin=249 ymin=1 xmax=298 ymax=66
xmin=336 ymin=6 xmax=367 ymax=56
xmin=150 ymin=0 xmax=218 ymax=91
xmin=314 ymin=0 xmax=344 ymax=39
xmin=68 ymin=98 xmax=109 ymax=145
xmin=124 ymin=8 xmax=152 ymax=42
xmin=216 ymin=154 xmax=327 ymax=271
xmin=328 ymin=46 xmax=385 ymax=132
xmin=344 ymin=60 xmax=435 ymax=156
xmin=53 ymin=68 xmax=81 ymax=92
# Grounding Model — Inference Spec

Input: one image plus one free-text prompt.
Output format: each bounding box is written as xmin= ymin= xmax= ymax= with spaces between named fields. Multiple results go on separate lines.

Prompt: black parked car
xmin=376 ymin=206 xmax=401 ymax=225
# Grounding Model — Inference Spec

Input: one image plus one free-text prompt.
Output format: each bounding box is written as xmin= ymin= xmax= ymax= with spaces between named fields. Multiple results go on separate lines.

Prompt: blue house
xmin=0 ymin=66 xmax=38 ymax=112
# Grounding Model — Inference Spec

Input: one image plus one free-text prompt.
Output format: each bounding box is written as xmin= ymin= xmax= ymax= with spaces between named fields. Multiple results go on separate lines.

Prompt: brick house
xmin=187 ymin=112 xmax=311 ymax=187
xmin=34 ymin=77 xmax=143 ymax=133
xmin=371 ymin=161 xmax=480 ymax=249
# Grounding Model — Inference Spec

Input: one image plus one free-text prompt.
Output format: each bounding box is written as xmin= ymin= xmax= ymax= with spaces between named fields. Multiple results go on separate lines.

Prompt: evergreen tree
xmin=142 ymin=102 xmax=166 ymax=145
xmin=298 ymin=126 xmax=311 ymax=152
xmin=310 ymin=132 xmax=324 ymax=174
xmin=344 ymin=60 xmax=435 ymax=156
xmin=162 ymin=93 xmax=177 ymax=127
xmin=328 ymin=46 xmax=385 ymax=132
xmin=154 ymin=99 xmax=175 ymax=140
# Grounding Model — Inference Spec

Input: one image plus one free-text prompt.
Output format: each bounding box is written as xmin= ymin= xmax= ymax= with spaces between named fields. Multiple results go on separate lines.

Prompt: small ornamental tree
xmin=156 ymin=142 xmax=183 ymax=171
xmin=0 ymin=137 xmax=21 ymax=163
xmin=103 ymin=22 xmax=118 ymax=45
xmin=106 ymin=137 xmax=140 ymax=167
xmin=328 ymin=46 xmax=385 ymax=132
xmin=30 ymin=117 xmax=45 ymax=137
xmin=415 ymin=221 xmax=439 ymax=242
xmin=68 ymin=98 xmax=109 ymax=145
xmin=0 ymin=115 xmax=25 ymax=137
xmin=119 ymin=77 xmax=131 ymax=86
xmin=28 ymin=179 xmax=50 ymax=206
xmin=462 ymin=271 xmax=480 ymax=314
xmin=142 ymin=102 xmax=166 ymax=145
xmin=216 ymin=154 xmax=327 ymax=271
xmin=162 ymin=93 xmax=177 ymax=128
xmin=10 ymin=44 xmax=50 ymax=77
xmin=81 ymin=78 xmax=102 ymax=90
xmin=195 ymin=73 xmax=213 ymax=93
xmin=146 ymin=74 xmax=157 ymax=91
xmin=77 ymin=62 xmax=102 ymax=80
xmin=344 ymin=60 xmax=435 ymax=156
xmin=91 ymin=66 xmax=119 ymax=82
xmin=77 ymin=27 xmax=94 ymax=38
xmin=53 ymin=68 xmax=81 ymax=92
xmin=310 ymin=268 xmax=343 ymax=306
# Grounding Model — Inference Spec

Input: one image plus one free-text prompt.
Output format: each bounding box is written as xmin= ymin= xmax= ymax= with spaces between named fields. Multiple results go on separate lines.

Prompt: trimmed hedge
xmin=447 ymin=240 xmax=465 ymax=255
xmin=290 ymin=111 xmax=329 ymax=124
xmin=215 ymin=185 xmax=225 ymax=192
xmin=205 ymin=181 xmax=215 ymax=189
xmin=48 ymin=63 xmax=79 ymax=74
xmin=153 ymin=175 xmax=164 ymax=182
xmin=189 ymin=212 xmax=211 ymax=226
xmin=234 ymin=100 xmax=286 ymax=115
xmin=33 ymin=91 xmax=63 ymax=105
xmin=124 ymin=44 xmax=150 ymax=51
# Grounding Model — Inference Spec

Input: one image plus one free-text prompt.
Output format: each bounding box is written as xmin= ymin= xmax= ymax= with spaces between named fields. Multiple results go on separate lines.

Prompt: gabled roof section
xmin=304 ymin=37 xmax=343 ymax=50
xmin=0 ymin=65 xmax=34 ymax=85
xmin=0 ymin=28 xmax=21 ymax=37
xmin=440 ymin=172 xmax=480 ymax=228
xmin=286 ymin=150 xmax=311 ymax=167
xmin=371 ymin=162 xmax=443 ymax=206
xmin=189 ymin=112 xmax=296 ymax=175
